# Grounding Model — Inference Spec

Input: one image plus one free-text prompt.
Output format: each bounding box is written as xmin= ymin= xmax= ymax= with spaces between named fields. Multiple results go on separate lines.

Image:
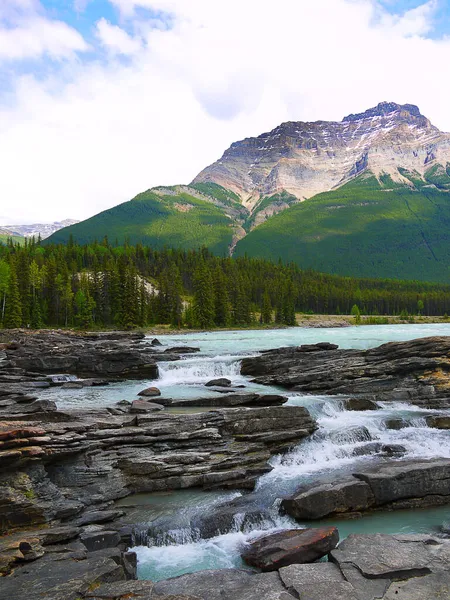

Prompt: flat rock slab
xmin=330 ymin=533 xmax=450 ymax=580
xmin=130 ymin=400 xmax=165 ymax=413
xmin=153 ymin=570 xmax=296 ymax=600
xmin=169 ymin=393 xmax=288 ymax=408
xmin=383 ymin=572 xmax=450 ymax=600
xmin=152 ymin=569 xmax=255 ymax=600
xmin=85 ymin=580 xmax=154 ymax=599
xmin=241 ymin=527 xmax=339 ymax=570
xmin=1 ymin=554 xmax=125 ymax=600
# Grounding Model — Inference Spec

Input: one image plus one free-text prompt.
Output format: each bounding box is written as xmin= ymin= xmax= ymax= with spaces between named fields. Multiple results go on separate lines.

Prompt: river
xmin=48 ymin=324 xmax=450 ymax=580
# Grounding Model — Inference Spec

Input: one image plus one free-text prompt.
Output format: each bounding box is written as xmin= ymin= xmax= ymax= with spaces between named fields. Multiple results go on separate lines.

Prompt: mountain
xmin=4 ymin=219 xmax=79 ymax=240
xmin=46 ymin=102 xmax=450 ymax=282
xmin=46 ymin=186 xmax=246 ymax=253
xmin=0 ymin=227 xmax=23 ymax=244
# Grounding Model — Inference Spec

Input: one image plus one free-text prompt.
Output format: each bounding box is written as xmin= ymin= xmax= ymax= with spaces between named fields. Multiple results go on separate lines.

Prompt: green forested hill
xmin=46 ymin=172 xmax=450 ymax=283
xmin=46 ymin=186 xmax=238 ymax=254
xmin=234 ymin=173 xmax=450 ymax=282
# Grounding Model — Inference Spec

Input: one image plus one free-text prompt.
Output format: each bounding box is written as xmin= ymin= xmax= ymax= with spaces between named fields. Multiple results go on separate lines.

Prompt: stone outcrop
xmin=281 ymin=459 xmax=450 ymax=520
xmin=241 ymin=336 xmax=450 ymax=409
xmin=241 ymin=527 xmax=339 ymax=571
xmin=0 ymin=330 xmax=194 ymax=382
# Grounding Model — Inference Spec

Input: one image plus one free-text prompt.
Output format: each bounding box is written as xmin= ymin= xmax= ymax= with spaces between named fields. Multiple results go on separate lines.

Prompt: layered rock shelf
xmin=241 ymin=336 xmax=450 ymax=409
xmin=282 ymin=459 xmax=450 ymax=520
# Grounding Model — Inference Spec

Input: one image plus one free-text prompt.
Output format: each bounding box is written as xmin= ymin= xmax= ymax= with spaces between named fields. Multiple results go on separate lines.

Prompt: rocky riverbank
xmin=1 ymin=331 xmax=450 ymax=599
xmin=241 ymin=336 xmax=450 ymax=409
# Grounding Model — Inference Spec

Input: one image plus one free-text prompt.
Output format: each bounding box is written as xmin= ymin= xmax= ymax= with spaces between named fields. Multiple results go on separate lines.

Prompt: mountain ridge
xmin=44 ymin=101 xmax=450 ymax=282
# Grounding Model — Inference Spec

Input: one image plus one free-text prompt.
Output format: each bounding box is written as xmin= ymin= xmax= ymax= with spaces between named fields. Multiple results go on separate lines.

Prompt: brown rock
xmin=138 ymin=387 xmax=161 ymax=397
xmin=241 ymin=527 xmax=339 ymax=571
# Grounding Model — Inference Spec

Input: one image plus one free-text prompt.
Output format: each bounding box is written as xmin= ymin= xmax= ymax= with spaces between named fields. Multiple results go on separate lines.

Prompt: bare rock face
xmin=193 ymin=102 xmax=450 ymax=209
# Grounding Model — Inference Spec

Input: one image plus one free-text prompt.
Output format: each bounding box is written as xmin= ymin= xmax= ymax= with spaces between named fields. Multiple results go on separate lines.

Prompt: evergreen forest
xmin=1 ymin=237 xmax=450 ymax=330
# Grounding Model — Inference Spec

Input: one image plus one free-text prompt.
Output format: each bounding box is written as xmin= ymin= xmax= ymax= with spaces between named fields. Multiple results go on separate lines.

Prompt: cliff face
xmin=193 ymin=102 xmax=450 ymax=209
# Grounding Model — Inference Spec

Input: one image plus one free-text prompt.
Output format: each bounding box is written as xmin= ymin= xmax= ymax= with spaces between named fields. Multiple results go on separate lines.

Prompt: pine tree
xmin=214 ymin=268 xmax=231 ymax=327
xmin=4 ymin=262 xmax=22 ymax=328
xmin=193 ymin=263 xmax=215 ymax=328
xmin=261 ymin=289 xmax=273 ymax=324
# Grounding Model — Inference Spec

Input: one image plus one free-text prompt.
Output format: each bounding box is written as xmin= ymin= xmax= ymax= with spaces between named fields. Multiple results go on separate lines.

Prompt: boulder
xmin=329 ymin=426 xmax=372 ymax=445
xmin=384 ymin=418 xmax=410 ymax=430
xmin=426 ymin=415 xmax=450 ymax=429
xmin=130 ymin=400 xmax=165 ymax=413
xmin=343 ymin=397 xmax=378 ymax=411
xmin=80 ymin=531 xmax=121 ymax=552
xmin=354 ymin=459 xmax=450 ymax=505
xmin=150 ymin=338 xmax=163 ymax=346
xmin=164 ymin=347 xmax=200 ymax=354
xmin=282 ymin=480 xmax=374 ymax=520
xmin=241 ymin=527 xmax=339 ymax=571
xmin=205 ymin=378 xmax=232 ymax=387
xmin=137 ymin=387 xmax=161 ymax=397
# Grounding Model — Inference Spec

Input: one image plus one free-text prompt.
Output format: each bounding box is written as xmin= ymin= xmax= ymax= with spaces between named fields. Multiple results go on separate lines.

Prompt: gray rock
xmin=76 ymin=510 xmax=125 ymax=526
xmin=85 ymin=580 xmax=154 ymax=599
xmin=80 ymin=531 xmax=121 ymax=552
xmin=383 ymin=572 xmax=450 ymax=599
xmin=130 ymin=400 xmax=165 ymax=413
xmin=0 ymin=554 xmax=125 ymax=600
xmin=354 ymin=459 xmax=450 ymax=505
xmin=152 ymin=569 xmax=255 ymax=600
xmin=330 ymin=533 xmax=450 ymax=579
xmin=426 ymin=415 xmax=450 ymax=429
xmin=343 ymin=397 xmax=379 ymax=411
xmin=282 ymin=480 xmax=374 ymax=520
xmin=169 ymin=393 xmax=287 ymax=408
xmin=241 ymin=336 xmax=450 ymax=409
xmin=205 ymin=378 xmax=232 ymax=387
xmin=282 ymin=459 xmax=450 ymax=520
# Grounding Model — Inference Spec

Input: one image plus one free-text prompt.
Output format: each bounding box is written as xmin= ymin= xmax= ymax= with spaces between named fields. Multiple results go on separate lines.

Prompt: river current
xmin=47 ymin=324 xmax=450 ymax=580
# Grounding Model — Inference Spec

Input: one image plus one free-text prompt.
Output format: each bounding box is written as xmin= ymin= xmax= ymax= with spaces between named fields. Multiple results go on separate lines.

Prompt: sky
xmin=0 ymin=0 xmax=450 ymax=225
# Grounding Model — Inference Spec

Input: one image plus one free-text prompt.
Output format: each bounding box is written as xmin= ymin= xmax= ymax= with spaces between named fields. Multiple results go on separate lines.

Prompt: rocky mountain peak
xmin=343 ymin=101 xmax=423 ymax=123
xmin=193 ymin=101 xmax=449 ymax=210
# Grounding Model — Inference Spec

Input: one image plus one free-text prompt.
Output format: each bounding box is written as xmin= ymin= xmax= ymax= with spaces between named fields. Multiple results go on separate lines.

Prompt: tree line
xmin=0 ymin=237 xmax=450 ymax=330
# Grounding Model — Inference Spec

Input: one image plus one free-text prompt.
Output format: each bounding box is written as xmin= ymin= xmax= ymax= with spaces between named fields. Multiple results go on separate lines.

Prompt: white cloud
xmin=0 ymin=17 xmax=89 ymax=61
xmin=376 ymin=0 xmax=438 ymax=36
xmin=96 ymin=18 xmax=142 ymax=55
xmin=1 ymin=0 xmax=450 ymax=224
xmin=0 ymin=1 xmax=89 ymax=62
